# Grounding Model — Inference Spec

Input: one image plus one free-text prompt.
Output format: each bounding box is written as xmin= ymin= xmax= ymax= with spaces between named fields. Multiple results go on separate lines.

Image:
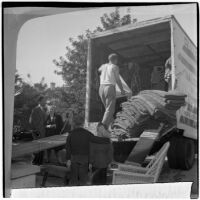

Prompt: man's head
xmin=38 ymin=95 xmax=46 ymax=107
xmin=74 ymin=116 xmax=83 ymax=128
xmin=108 ymin=53 xmax=118 ymax=65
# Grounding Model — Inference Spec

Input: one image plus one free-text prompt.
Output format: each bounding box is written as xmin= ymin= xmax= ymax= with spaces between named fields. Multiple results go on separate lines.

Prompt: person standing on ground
xmin=65 ymin=120 xmax=111 ymax=186
xmin=98 ymin=53 xmax=125 ymax=132
xmin=46 ymin=105 xmax=63 ymax=137
xmin=45 ymin=105 xmax=63 ymax=163
xmin=29 ymin=95 xmax=47 ymax=165
xmin=52 ymin=111 xmax=74 ymax=164
xmin=60 ymin=111 xmax=74 ymax=134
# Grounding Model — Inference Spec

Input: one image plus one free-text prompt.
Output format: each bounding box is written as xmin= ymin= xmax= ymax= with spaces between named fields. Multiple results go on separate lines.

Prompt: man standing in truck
xmin=164 ymin=57 xmax=172 ymax=91
xmin=98 ymin=53 xmax=125 ymax=133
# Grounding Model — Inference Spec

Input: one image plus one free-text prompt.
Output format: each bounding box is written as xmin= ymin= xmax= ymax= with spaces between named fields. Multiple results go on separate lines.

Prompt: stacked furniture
xmin=112 ymin=142 xmax=170 ymax=184
xmin=112 ymin=90 xmax=186 ymax=139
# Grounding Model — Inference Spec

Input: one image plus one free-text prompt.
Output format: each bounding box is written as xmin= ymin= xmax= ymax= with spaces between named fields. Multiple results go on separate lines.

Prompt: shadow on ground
xmin=36 ymin=159 xmax=198 ymax=198
xmin=159 ymin=159 xmax=198 ymax=198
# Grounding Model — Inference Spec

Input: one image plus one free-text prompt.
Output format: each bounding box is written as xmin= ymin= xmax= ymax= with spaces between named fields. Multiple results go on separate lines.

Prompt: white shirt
xmin=99 ymin=63 xmax=118 ymax=85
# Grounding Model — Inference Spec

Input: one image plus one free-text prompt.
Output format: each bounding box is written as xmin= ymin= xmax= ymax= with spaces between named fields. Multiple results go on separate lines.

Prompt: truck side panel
xmin=172 ymin=18 xmax=197 ymax=139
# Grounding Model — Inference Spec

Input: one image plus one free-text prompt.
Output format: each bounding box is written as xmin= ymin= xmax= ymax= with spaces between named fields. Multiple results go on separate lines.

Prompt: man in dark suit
xmin=30 ymin=95 xmax=46 ymax=139
xmin=29 ymin=95 xmax=47 ymax=164
xmin=65 ymin=120 xmax=112 ymax=186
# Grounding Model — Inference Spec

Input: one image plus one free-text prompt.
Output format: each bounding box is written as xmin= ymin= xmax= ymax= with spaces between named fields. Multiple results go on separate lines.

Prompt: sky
xmin=16 ymin=4 xmax=197 ymax=87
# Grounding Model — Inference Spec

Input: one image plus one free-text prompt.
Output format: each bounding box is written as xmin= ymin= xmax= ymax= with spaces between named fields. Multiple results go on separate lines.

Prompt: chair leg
xmin=41 ymin=172 xmax=49 ymax=187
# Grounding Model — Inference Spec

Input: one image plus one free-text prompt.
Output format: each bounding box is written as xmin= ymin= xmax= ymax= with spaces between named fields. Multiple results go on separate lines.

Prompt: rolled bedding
xmin=111 ymin=90 xmax=187 ymax=139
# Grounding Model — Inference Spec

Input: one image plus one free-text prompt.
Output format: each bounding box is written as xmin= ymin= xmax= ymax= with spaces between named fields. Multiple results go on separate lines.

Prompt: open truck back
xmin=85 ymin=15 xmax=197 ymax=170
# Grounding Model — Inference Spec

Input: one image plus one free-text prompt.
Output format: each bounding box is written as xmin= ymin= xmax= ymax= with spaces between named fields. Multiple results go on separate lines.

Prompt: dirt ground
xmin=36 ymin=158 xmax=198 ymax=198
xmin=159 ymin=159 xmax=198 ymax=198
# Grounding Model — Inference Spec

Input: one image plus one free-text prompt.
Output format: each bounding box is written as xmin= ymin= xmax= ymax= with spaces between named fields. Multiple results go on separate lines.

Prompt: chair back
xmin=146 ymin=142 xmax=170 ymax=182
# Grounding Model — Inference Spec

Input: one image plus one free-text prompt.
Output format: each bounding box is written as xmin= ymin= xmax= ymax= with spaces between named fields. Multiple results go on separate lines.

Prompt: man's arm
xmin=114 ymin=66 xmax=125 ymax=95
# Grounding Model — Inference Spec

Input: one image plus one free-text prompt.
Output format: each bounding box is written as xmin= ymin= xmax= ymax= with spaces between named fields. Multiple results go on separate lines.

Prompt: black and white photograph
xmin=2 ymin=2 xmax=198 ymax=198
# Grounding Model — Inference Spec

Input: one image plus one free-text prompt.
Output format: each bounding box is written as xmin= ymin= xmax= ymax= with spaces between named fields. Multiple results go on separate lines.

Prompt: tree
xmin=34 ymin=77 xmax=48 ymax=93
xmin=45 ymin=86 xmax=72 ymax=116
xmin=14 ymin=72 xmax=48 ymax=131
xmin=100 ymin=7 xmax=136 ymax=30
xmin=15 ymin=70 xmax=23 ymax=96
xmin=53 ymin=7 xmax=137 ymax=123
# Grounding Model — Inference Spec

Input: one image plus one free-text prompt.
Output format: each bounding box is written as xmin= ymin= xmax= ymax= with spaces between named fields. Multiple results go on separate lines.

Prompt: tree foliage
xmin=14 ymin=73 xmax=47 ymax=130
xmin=14 ymin=73 xmax=73 ymax=131
xmin=53 ymin=7 xmax=137 ymax=123
xmin=33 ymin=77 xmax=48 ymax=92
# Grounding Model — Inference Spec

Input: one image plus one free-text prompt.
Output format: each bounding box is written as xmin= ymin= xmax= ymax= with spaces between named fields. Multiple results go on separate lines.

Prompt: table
xmin=12 ymin=134 xmax=68 ymax=159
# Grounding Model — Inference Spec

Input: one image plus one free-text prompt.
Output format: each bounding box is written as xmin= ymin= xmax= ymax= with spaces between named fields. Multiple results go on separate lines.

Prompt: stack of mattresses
xmin=111 ymin=90 xmax=186 ymax=138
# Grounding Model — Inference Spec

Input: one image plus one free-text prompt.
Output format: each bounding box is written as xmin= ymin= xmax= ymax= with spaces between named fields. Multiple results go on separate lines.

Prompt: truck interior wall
xmin=138 ymin=66 xmax=153 ymax=90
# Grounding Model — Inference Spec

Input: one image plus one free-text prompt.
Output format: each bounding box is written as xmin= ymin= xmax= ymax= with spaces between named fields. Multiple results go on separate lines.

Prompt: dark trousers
xmin=69 ymin=162 xmax=88 ymax=186
xmin=91 ymin=167 xmax=107 ymax=185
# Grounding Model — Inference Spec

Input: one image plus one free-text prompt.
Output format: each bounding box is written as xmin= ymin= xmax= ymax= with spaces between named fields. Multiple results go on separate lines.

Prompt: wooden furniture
xmin=40 ymin=149 xmax=70 ymax=187
xmin=112 ymin=142 xmax=170 ymax=184
xmin=11 ymin=162 xmax=40 ymax=189
xmin=125 ymin=125 xmax=164 ymax=165
xmin=40 ymin=164 xmax=70 ymax=187
xmin=11 ymin=134 xmax=68 ymax=188
xmin=12 ymin=134 xmax=68 ymax=159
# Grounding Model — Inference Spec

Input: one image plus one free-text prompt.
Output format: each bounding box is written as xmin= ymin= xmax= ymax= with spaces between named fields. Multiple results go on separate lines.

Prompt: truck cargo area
xmin=88 ymin=20 xmax=171 ymax=122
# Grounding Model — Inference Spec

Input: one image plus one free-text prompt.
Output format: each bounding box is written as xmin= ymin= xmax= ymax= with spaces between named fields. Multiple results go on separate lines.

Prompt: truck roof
xmin=91 ymin=15 xmax=173 ymax=39
xmin=91 ymin=15 xmax=196 ymax=48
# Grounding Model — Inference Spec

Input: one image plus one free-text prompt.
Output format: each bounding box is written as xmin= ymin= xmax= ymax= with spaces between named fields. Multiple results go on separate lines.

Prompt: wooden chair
xmin=112 ymin=142 xmax=170 ymax=184
xmin=40 ymin=164 xmax=70 ymax=187
xmin=40 ymin=149 xmax=70 ymax=187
